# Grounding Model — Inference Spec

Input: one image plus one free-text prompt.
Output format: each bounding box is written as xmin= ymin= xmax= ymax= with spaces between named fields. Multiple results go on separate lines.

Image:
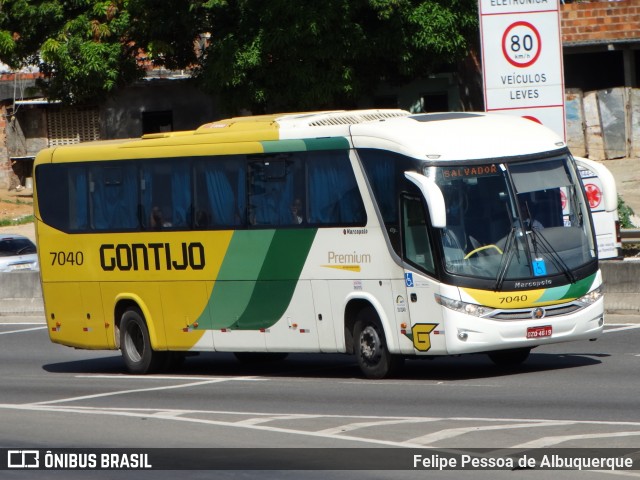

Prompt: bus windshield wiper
xmin=528 ymin=228 xmax=577 ymax=284
xmin=494 ymin=226 xmax=517 ymax=291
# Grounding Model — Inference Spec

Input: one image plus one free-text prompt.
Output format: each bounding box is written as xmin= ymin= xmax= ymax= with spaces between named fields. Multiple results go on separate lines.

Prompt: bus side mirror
xmin=404 ymin=171 xmax=447 ymax=228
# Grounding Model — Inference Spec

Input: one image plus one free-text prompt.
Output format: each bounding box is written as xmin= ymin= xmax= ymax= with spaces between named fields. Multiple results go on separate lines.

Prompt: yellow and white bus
xmin=33 ymin=110 xmax=604 ymax=378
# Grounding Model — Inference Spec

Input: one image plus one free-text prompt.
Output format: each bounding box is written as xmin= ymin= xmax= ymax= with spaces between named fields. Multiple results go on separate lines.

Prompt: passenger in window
xmin=194 ymin=210 xmax=210 ymax=228
xmin=290 ymin=198 xmax=304 ymax=224
xmin=150 ymin=206 xmax=172 ymax=229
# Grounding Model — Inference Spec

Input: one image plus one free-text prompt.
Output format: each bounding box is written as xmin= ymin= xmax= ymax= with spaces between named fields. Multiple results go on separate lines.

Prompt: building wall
xmin=561 ymin=0 xmax=640 ymax=44
xmin=101 ymin=79 xmax=219 ymax=139
xmin=0 ymin=105 xmax=9 ymax=189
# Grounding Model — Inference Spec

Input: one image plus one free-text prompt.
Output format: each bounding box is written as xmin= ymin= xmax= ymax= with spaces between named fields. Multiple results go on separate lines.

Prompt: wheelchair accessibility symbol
xmin=405 ymin=272 xmax=414 ymax=287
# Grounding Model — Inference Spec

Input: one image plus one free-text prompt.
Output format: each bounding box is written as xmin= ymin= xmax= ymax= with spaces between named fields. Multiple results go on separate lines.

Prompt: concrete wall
xmin=2 ymin=263 xmax=639 ymax=317
xmin=0 ymin=272 xmax=43 ymax=315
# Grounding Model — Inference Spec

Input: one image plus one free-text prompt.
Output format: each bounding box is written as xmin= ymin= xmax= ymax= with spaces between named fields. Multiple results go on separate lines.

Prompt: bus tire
xmin=353 ymin=309 xmax=403 ymax=379
xmin=488 ymin=347 xmax=531 ymax=366
xmin=120 ymin=308 xmax=165 ymax=374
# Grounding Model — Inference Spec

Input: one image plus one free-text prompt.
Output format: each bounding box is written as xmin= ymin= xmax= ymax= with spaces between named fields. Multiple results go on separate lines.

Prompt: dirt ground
xmin=0 ymin=186 xmax=36 ymax=241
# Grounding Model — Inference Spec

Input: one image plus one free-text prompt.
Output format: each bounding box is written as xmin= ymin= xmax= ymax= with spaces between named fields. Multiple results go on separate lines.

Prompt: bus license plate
xmin=526 ymin=325 xmax=552 ymax=339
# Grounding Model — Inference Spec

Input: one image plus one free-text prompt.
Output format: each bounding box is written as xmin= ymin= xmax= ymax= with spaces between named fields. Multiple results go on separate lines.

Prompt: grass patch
xmin=1 ymin=198 xmax=33 ymax=206
xmin=0 ymin=215 xmax=34 ymax=227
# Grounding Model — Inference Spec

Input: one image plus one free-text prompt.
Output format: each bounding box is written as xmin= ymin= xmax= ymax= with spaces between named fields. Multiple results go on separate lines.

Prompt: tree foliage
xmin=198 ymin=0 xmax=478 ymax=113
xmin=0 ymin=0 xmax=478 ymax=111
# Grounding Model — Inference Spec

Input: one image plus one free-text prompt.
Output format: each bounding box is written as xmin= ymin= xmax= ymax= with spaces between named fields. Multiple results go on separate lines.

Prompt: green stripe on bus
xmin=233 ymin=229 xmax=317 ymax=330
xmin=200 ymin=230 xmax=275 ymax=329
xmin=303 ymin=137 xmax=350 ymax=151
xmin=197 ymin=229 xmax=317 ymax=330
xmin=260 ymin=137 xmax=349 ymax=153
xmin=563 ymin=273 xmax=596 ymax=300
xmin=261 ymin=140 xmax=307 ymax=153
xmin=536 ymin=272 xmax=596 ymax=304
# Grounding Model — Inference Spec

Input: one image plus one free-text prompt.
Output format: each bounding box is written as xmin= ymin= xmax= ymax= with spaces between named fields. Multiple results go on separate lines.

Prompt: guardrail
xmin=621 ymin=229 xmax=640 ymax=244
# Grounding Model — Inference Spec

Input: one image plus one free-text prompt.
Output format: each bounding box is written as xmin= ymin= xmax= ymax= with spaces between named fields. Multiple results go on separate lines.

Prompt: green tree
xmin=198 ymin=0 xmax=478 ymax=113
xmin=0 ymin=0 xmax=479 ymax=111
xmin=0 ymin=1 xmax=135 ymax=103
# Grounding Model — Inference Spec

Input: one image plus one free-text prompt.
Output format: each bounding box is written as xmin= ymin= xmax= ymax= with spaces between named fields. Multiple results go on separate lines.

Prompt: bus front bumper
xmin=442 ymin=299 xmax=605 ymax=355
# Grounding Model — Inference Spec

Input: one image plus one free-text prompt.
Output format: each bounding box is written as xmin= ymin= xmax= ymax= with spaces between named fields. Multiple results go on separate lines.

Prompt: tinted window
xmin=35 ymin=149 xmax=366 ymax=233
xmin=0 ymin=237 xmax=36 ymax=256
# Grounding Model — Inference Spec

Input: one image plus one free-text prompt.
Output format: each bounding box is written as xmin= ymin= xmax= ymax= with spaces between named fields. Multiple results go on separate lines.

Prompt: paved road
xmin=1 ymin=317 xmax=640 ymax=479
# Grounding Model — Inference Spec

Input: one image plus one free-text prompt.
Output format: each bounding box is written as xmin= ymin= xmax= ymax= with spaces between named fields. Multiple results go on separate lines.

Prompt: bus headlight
xmin=578 ymin=285 xmax=604 ymax=305
xmin=434 ymin=294 xmax=493 ymax=317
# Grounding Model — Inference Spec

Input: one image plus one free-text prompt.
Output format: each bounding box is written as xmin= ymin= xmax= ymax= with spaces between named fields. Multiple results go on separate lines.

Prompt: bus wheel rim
xmin=359 ymin=325 xmax=382 ymax=365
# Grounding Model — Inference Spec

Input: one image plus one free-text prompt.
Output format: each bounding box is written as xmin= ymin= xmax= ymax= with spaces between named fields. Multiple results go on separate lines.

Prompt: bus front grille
xmin=489 ymin=303 xmax=583 ymax=321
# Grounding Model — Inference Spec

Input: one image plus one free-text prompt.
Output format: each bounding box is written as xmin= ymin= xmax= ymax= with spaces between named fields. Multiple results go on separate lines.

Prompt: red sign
xmin=501 ymin=21 xmax=542 ymax=68
xmin=584 ymin=183 xmax=602 ymax=209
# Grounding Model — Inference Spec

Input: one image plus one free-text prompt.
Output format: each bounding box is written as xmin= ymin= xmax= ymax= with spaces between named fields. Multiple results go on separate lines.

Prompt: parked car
xmin=0 ymin=234 xmax=39 ymax=272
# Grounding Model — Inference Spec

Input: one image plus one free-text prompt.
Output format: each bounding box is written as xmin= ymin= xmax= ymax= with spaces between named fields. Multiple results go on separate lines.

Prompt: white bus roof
xmin=274 ymin=110 xmax=567 ymax=162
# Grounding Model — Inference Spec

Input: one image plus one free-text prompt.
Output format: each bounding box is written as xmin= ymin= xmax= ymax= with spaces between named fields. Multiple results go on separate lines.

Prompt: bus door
xmin=400 ymin=194 xmax=446 ymax=356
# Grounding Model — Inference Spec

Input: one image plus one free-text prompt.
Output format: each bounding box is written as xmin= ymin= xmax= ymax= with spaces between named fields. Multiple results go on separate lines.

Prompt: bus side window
xmin=401 ymin=195 xmax=435 ymax=274
xmin=307 ymin=151 xmax=366 ymax=225
xmin=248 ymin=155 xmax=303 ymax=226
xmin=141 ymin=160 xmax=191 ymax=230
xmin=89 ymin=164 xmax=138 ymax=230
xmin=195 ymin=159 xmax=245 ymax=228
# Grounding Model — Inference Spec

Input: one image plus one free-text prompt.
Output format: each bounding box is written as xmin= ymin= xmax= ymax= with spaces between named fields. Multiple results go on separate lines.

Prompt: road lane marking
xmin=514 ymin=430 xmax=640 ymax=448
xmin=31 ymin=377 xmax=261 ymax=405
xmin=0 ymin=326 xmax=47 ymax=335
xmin=317 ymin=418 xmax=438 ymax=435
xmin=0 ymin=403 xmax=429 ymax=448
xmin=74 ymin=374 xmax=267 ymax=381
xmin=605 ymin=325 xmax=640 ymax=333
xmin=3 ymin=401 xmax=640 ymax=458
xmin=406 ymin=421 xmax=574 ymax=446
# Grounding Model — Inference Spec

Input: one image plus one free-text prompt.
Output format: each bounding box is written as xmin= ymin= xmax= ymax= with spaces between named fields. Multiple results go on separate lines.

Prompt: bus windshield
xmin=428 ymin=156 xmax=597 ymax=283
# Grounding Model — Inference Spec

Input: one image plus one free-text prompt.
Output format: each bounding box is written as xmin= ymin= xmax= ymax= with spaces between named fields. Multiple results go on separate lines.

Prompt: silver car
xmin=0 ymin=234 xmax=39 ymax=272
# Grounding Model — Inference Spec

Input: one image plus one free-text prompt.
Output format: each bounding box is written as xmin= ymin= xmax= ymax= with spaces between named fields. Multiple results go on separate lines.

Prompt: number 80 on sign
xmin=501 ymin=21 xmax=542 ymax=68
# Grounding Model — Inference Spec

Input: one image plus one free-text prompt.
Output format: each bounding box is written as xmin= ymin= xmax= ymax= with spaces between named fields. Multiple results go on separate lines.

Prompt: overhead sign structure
xmin=479 ymin=0 xmax=566 ymax=141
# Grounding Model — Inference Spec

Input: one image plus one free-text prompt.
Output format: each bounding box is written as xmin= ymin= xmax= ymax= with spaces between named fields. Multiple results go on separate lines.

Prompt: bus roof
xmin=37 ymin=109 xmax=567 ymax=164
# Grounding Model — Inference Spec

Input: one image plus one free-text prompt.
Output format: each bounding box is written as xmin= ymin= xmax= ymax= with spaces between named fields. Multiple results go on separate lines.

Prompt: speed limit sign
xmin=479 ymin=0 xmax=566 ymax=140
xmin=502 ymin=21 xmax=541 ymax=68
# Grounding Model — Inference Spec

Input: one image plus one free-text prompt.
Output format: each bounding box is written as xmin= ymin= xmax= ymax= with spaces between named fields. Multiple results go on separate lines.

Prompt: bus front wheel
xmin=120 ymin=308 xmax=165 ymax=374
xmin=353 ymin=310 xmax=403 ymax=379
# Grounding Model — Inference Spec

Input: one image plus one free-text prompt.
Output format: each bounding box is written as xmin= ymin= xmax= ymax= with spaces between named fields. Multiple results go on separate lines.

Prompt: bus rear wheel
xmin=353 ymin=310 xmax=403 ymax=379
xmin=488 ymin=347 xmax=531 ymax=367
xmin=120 ymin=308 xmax=166 ymax=374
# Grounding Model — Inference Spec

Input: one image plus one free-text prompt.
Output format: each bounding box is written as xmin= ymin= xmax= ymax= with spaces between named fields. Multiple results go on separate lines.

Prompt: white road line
xmin=236 ymin=414 xmax=323 ymax=426
xmin=31 ymin=377 xmax=260 ymax=405
xmin=405 ymin=421 xmax=574 ymax=446
xmin=514 ymin=430 xmax=640 ymax=448
xmin=3 ymin=401 xmax=640 ymax=458
xmin=0 ymin=322 xmax=45 ymax=325
xmin=0 ymin=403 xmax=428 ymax=448
xmin=605 ymin=325 xmax=640 ymax=333
xmin=0 ymin=326 xmax=47 ymax=335
xmin=317 ymin=418 xmax=438 ymax=435
xmin=74 ymin=374 xmax=266 ymax=381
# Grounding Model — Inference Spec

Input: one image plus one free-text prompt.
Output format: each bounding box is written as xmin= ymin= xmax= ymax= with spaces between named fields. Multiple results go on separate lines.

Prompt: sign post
xmin=478 ymin=0 xmax=566 ymax=140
